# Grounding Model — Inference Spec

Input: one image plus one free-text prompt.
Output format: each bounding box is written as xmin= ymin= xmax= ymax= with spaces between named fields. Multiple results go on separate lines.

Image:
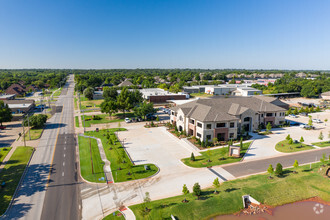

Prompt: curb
xmin=241 ymin=140 xmax=255 ymax=161
xmin=0 ymin=147 xmax=36 ymax=218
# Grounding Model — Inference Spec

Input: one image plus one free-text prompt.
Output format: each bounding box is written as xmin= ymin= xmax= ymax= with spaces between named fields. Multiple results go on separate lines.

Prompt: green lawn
xmin=128 ymin=162 xmax=330 ymax=220
xmin=312 ymin=141 xmax=330 ymax=148
xmin=24 ymin=128 xmax=43 ymax=140
xmin=80 ymin=99 xmax=104 ymax=110
xmin=103 ymin=211 xmax=125 ymax=220
xmin=189 ymin=92 xmax=213 ymax=98
xmin=75 ymin=116 xmax=79 ymax=127
xmin=182 ymin=142 xmax=251 ymax=168
xmin=85 ymin=129 xmax=158 ymax=182
xmin=53 ymin=88 xmax=63 ymax=97
xmin=275 ymin=140 xmax=315 ymax=153
xmin=78 ymin=136 xmax=106 ymax=183
xmin=81 ymin=112 xmax=135 ymax=127
xmin=74 ymin=97 xmax=78 ymax=110
xmin=0 ymin=147 xmax=12 ymax=164
xmin=0 ymin=146 xmax=34 ymax=215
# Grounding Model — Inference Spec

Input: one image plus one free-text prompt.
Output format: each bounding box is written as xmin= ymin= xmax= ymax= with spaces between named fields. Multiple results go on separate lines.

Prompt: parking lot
xmin=0 ymin=121 xmax=22 ymax=148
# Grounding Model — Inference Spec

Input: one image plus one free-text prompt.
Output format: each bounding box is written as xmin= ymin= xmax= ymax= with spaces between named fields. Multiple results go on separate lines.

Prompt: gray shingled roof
xmin=173 ymin=96 xmax=285 ymax=122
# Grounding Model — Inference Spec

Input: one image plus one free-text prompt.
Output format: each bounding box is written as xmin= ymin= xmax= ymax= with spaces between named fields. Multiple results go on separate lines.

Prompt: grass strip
xmin=0 ymin=147 xmax=12 ymax=165
xmin=312 ymin=141 xmax=330 ymax=148
xmin=275 ymin=140 xmax=315 ymax=153
xmin=75 ymin=116 xmax=79 ymax=127
xmin=0 ymin=146 xmax=34 ymax=215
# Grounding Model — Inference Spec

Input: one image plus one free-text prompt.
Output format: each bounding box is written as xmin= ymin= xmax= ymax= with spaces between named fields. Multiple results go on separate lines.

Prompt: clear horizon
xmin=1 ymin=0 xmax=330 ymax=69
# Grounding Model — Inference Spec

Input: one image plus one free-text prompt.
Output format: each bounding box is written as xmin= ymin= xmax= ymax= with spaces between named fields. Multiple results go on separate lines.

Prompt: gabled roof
xmin=172 ymin=96 xmax=286 ymax=122
xmin=118 ymin=80 xmax=133 ymax=87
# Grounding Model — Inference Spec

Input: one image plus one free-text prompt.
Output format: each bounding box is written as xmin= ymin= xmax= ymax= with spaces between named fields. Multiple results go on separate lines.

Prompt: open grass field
xmin=85 ymin=129 xmax=158 ymax=182
xmin=103 ymin=211 xmax=125 ymax=220
xmin=182 ymin=142 xmax=251 ymax=168
xmin=78 ymin=136 xmax=106 ymax=183
xmin=189 ymin=92 xmax=213 ymax=98
xmin=80 ymin=99 xmax=103 ymax=110
xmin=275 ymin=140 xmax=315 ymax=153
xmin=0 ymin=147 xmax=12 ymax=165
xmin=128 ymin=162 xmax=330 ymax=220
xmin=0 ymin=146 xmax=34 ymax=215
xmin=53 ymin=88 xmax=62 ymax=97
xmin=81 ymin=112 xmax=135 ymax=127
xmin=24 ymin=128 xmax=43 ymax=140
xmin=75 ymin=116 xmax=79 ymax=127
xmin=312 ymin=141 xmax=330 ymax=148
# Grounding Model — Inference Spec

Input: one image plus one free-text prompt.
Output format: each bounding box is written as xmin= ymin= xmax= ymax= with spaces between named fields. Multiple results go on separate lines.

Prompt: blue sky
xmin=0 ymin=0 xmax=330 ymax=69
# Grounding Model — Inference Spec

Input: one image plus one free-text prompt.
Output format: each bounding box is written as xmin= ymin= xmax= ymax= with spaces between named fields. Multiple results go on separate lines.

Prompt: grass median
xmin=81 ymin=112 xmax=135 ymax=127
xmin=127 ymin=162 xmax=330 ymax=220
xmin=85 ymin=129 xmax=158 ymax=182
xmin=312 ymin=141 xmax=330 ymax=148
xmin=182 ymin=142 xmax=251 ymax=168
xmin=75 ymin=116 xmax=79 ymax=127
xmin=78 ymin=136 xmax=106 ymax=183
xmin=0 ymin=147 xmax=12 ymax=165
xmin=0 ymin=146 xmax=34 ymax=215
xmin=24 ymin=128 xmax=43 ymax=140
xmin=103 ymin=211 xmax=125 ymax=220
xmin=275 ymin=140 xmax=315 ymax=153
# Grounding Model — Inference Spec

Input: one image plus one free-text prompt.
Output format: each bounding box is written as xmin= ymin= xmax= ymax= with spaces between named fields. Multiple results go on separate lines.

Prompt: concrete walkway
xmin=121 ymin=207 xmax=136 ymax=220
xmin=79 ymin=134 xmax=113 ymax=183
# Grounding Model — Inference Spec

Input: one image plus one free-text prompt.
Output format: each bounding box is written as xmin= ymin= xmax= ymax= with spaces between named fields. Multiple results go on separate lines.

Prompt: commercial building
xmin=0 ymin=94 xmax=16 ymax=100
xmin=3 ymin=100 xmax=35 ymax=114
xmin=183 ymin=84 xmax=261 ymax=96
xmin=170 ymin=96 xmax=286 ymax=142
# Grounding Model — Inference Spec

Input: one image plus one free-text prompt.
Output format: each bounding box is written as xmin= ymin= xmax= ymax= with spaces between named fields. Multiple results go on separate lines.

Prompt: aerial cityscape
xmin=0 ymin=1 xmax=329 ymax=220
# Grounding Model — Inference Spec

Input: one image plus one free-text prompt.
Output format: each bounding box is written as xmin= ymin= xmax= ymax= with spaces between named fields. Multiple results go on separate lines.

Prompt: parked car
xmin=312 ymin=119 xmax=322 ymax=123
xmin=146 ymin=113 xmax=156 ymax=120
xmin=289 ymin=114 xmax=298 ymax=118
xmin=125 ymin=118 xmax=132 ymax=123
xmin=299 ymin=112 xmax=308 ymax=117
xmin=0 ymin=125 xmax=6 ymax=130
xmin=286 ymin=120 xmax=300 ymax=126
xmin=300 ymin=124 xmax=315 ymax=129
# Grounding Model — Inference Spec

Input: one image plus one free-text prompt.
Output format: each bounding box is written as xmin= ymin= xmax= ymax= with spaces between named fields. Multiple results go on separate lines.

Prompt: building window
xmin=206 ymin=124 xmax=212 ymax=129
xmin=171 ymin=111 xmax=174 ymax=115
xmin=190 ymin=119 xmax=195 ymax=124
xmin=197 ymin=133 xmax=201 ymax=138
xmin=197 ymin=122 xmax=202 ymax=128
xmin=229 ymin=133 xmax=234 ymax=139
xmin=179 ymin=116 xmax=183 ymax=121
xmin=230 ymin=122 xmax=235 ymax=128
xmin=261 ymin=114 xmax=264 ymax=117
xmin=216 ymin=123 xmax=226 ymax=128
xmin=244 ymin=117 xmax=250 ymax=122
xmin=274 ymin=113 xmax=277 ymax=116
xmin=206 ymin=135 xmax=211 ymax=140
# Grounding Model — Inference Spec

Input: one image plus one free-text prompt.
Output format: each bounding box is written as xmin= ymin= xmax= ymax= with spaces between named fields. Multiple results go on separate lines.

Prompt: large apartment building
xmin=170 ymin=96 xmax=286 ymax=142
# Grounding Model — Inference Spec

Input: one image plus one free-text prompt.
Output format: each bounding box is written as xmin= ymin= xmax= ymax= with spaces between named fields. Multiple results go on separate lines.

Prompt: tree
xmin=300 ymin=136 xmax=304 ymax=143
xmin=288 ymin=138 xmax=293 ymax=145
xmin=316 ymin=106 xmax=320 ymax=112
xmin=143 ymin=192 xmax=151 ymax=211
xmin=83 ymin=87 xmax=94 ymax=100
xmin=193 ymin=183 xmax=201 ymax=199
xmin=286 ymin=134 xmax=291 ymax=141
xmin=117 ymin=87 xmax=132 ymax=117
xmin=293 ymin=160 xmax=299 ymax=173
xmin=240 ymin=137 xmax=243 ymax=149
xmin=320 ymin=153 xmax=327 ymax=166
xmin=190 ymin=152 xmax=195 ymax=161
xmin=308 ymin=116 xmax=313 ymax=126
xmin=319 ymin=131 xmax=324 ymax=140
xmin=293 ymin=108 xmax=298 ymax=115
xmin=100 ymin=100 xmax=117 ymax=118
xmin=24 ymin=114 xmax=48 ymax=128
xmin=102 ymin=87 xmax=118 ymax=101
xmin=275 ymin=163 xmax=283 ymax=176
xmin=266 ymin=122 xmax=272 ymax=132
xmin=156 ymin=115 xmax=160 ymax=121
xmin=0 ymin=101 xmax=13 ymax=126
xmin=134 ymin=101 xmax=156 ymax=119
xmin=267 ymin=164 xmax=274 ymax=178
xmin=213 ymin=178 xmax=220 ymax=193
xmin=287 ymin=108 xmax=292 ymax=115
xmin=182 ymin=184 xmax=189 ymax=202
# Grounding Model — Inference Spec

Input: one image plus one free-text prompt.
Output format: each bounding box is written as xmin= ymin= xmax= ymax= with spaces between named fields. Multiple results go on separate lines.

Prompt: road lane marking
xmin=64 ymin=154 xmax=66 ymax=158
xmin=62 ymin=172 xmax=64 ymax=176
xmin=63 ymin=162 xmax=65 ymax=166
xmin=64 ymin=146 xmax=66 ymax=150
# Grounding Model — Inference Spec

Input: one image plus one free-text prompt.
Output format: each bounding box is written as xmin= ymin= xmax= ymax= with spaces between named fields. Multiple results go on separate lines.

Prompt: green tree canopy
xmin=83 ymin=87 xmax=94 ymax=100
xmin=0 ymin=101 xmax=12 ymax=126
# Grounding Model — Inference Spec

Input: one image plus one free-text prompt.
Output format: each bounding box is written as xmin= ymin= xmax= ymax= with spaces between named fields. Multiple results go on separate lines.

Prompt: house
xmin=3 ymin=100 xmax=35 ymax=114
xmin=5 ymin=83 xmax=26 ymax=96
xmin=0 ymin=94 xmax=16 ymax=100
xmin=118 ymin=80 xmax=133 ymax=87
xmin=170 ymin=97 xmax=286 ymax=142
xmin=320 ymin=91 xmax=330 ymax=100
xmin=296 ymin=72 xmax=307 ymax=78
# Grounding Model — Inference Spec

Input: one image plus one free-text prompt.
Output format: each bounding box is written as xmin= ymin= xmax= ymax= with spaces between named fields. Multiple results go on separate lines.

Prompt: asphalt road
xmin=1 ymin=75 xmax=80 ymax=220
xmin=40 ymin=75 xmax=80 ymax=220
xmin=223 ymin=147 xmax=330 ymax=177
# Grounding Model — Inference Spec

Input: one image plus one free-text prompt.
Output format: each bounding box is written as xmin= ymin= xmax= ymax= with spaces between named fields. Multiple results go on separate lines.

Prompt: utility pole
xmin=22 ymin=117 xmax=26 ymax=147
xmin=27 ymin=114 xmax=31 ymax=140
xmin=89 ymin=137 xmax=94 ymax=174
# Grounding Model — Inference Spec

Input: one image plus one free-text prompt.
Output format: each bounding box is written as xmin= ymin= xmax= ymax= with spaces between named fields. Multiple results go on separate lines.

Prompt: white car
xmin=125 ymin=118 xmax=131 ymax=123
xmin=299 ymin=124 xmax=307 ymax=128
xmin=289 ymin=114 xmax=298 ymax=118
xmin=312 ymin=119 xmax=322 ymax=123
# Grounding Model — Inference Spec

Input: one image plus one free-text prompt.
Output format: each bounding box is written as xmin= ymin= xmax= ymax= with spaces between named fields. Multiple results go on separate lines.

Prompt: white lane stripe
xmin=62 ymin=172 xmax=64 ymax=176
xmin=63 ymin=162 xmax=65 ymax=166
xmin=64 ymin=147 xmax=66 ymax=150
xmin=64 ymin=154 xmax=66 ymax=158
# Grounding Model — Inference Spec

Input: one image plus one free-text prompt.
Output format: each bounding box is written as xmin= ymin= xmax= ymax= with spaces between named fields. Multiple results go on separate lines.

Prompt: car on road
xmin=0 ymin=125 xmax=6 ymax=130
xmin=312 ymin=119 xmax=322 ymax=123
xmin=288 ymin=114 xmax=298 ymax=118
xmin=125 ymin=118 xmax=132 ymax=123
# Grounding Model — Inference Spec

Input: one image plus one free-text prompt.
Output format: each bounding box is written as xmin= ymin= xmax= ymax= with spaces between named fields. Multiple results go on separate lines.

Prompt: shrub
xmin=267 ymin=164 xmax=274 ymax=178
xmin=275 ymin=163 xmax=283 ymax=176
xmin=92 ymin=115 xmax=102 ymax=120
xmin=190 ymin=153 xmax=195 ymax=161
xmin=288 ymin=138 xmax=293 ymax=145
xmin=193 ymin=182 xmax=201 ymax=198
xmin=286 ymin=134 xmax=291 ymax=141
